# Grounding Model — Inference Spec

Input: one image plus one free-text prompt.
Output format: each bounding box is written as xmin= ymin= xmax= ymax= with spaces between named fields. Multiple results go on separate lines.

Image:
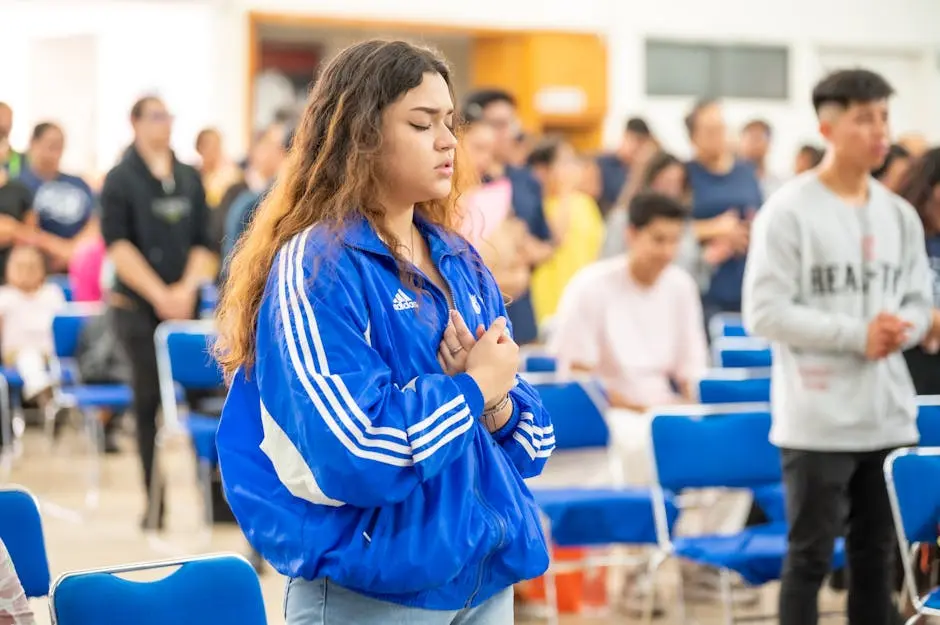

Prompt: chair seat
xmin=0 ymin=366 xmax=76 ymax=389
xmin=673 ymin=522 xmax=846 ymax=586
xmin=922 ymin=588 xmax=940 ymax=611
xmin=532 ymin=487 xmax=679 ymax=547
xmin=60 ymin=384 xmax=133 ymax=410
xmin=186 ymin=413 xmax=220 ymax=464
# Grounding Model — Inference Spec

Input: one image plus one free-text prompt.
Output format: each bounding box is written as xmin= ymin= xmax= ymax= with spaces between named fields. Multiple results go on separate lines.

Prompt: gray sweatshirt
xmin=742 ymin=173 xmax=933 ymax=451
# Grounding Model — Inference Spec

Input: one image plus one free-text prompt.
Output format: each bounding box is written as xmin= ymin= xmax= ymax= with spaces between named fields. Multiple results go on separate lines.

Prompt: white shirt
xmin=0 ymin=284 xmax=66 ymax=360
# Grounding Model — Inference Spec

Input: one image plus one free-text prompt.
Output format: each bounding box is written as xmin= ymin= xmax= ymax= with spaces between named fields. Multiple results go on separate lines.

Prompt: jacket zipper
xmin=466 ymin=459 xmax=508 ymax=608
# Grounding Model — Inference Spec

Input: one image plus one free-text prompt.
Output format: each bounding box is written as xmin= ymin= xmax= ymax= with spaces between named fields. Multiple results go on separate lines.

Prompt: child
xmin=0 ymin=246 xmax=65 ymax=405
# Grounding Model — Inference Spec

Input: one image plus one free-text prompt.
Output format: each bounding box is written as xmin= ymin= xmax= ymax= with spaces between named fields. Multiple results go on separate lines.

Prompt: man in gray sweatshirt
xmin=743 ymin=69 xmax=933 ymax=625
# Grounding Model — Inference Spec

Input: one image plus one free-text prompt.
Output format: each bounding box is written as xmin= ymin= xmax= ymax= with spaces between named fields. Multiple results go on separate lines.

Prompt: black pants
xmin=112 ymin=306 xmax=163 ymax=519
xmin=779 ymin=448 xmax=901 ymax=625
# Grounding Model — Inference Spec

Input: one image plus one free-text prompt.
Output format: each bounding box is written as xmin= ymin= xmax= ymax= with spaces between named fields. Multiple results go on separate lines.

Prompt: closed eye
xmin=410 ymin=123 xmax=431 ymax=131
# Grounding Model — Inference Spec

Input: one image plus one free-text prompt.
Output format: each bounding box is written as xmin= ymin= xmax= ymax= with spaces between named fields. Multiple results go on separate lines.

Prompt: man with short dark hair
xmin=551 ymin=191 xmax=707 ymax=412
xmin=743 ymin=68 xmax=932 ymax=625
xmin=101 ymin=95 xmax=217 ymax=529
xmin=463 ymin=88 xmax=553 ymax=345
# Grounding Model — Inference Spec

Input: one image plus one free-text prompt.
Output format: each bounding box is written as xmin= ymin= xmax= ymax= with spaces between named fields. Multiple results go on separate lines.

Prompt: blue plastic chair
xmin=49 ymin=553 xmax=267 ymax=625
xmin=52 ymin=305 xmax=133 ymax=411
xmin=713 ymin=337 xmax=772 ymax=368
xmin=0 ymin=486 xmax=51 ymax=599
xmin=708 ymin=312 xmax=748 ymax=341
xmin=152 ymin=320 xmax=224 ymax=532
xmin=650 ymin=405 xmax=845 ymax=623
xmin=528 ymin=379 xmax=680 ymax=623
xmin=884 ymin=447 xmax=940 ymax=624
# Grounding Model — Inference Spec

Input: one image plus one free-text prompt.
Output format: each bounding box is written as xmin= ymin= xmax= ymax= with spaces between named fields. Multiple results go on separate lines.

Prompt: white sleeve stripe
xmin=513 ymin=431 xmax=537 ymax=460
xmin=410 ymin=407 xmax=470 ymax=449
xmin=287 ymin=231 xmax=407 ymax=444
xmin=289 ymin=231 xmax=468 ymax=444
xmin=283 ymin=236 xmax=413 ymax=456
xmin=413 ymin=415 xmax=474 ymax=463
xmin=279 ymin=232 xmax=471 ymax=465
xmin=276 ymin=247 xmax=413 ymax=467
xmin=406 ymin=395 xmax=466 ymax=437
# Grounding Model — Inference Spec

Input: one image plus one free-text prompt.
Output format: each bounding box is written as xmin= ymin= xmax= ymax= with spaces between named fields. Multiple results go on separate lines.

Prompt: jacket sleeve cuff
xmin=490 ymin=398 xmax=521 ymax=443
xmin=453 ymin=373 xmax=486 ymax=419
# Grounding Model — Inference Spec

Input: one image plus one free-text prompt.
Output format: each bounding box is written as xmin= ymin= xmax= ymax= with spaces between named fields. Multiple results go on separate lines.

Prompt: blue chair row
xmin=0 ymin=485 xmax=266 ymax=625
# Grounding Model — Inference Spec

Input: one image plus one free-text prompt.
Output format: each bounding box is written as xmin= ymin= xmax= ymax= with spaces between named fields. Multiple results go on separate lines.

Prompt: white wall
xmin=1 ymin=0 xmax=938 ymax=175
xmin=0 ymin=0 xmax=218 ymax=173
xmin=608 ymin=0 xmax=940 ymax=173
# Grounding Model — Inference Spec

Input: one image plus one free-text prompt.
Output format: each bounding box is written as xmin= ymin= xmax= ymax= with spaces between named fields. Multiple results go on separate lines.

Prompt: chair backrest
xmin=198 ymin=282 xmax=218 ymax=319
xmin=49 ymin=554 xmax=267 ymax=625
xmin=650 ymin=403 xmax=778 ymax=493
xmin=531 ymin=379 xmax=609 ymax=450
xmin=917 ymin=396 xmax=940 ymax=447
xmin=698 ymin=367 xmax=772 ymax=404
xmin=154 ymin=320 xmax=221 ymax=429
xmin=0 ymin=486 xmax=50 ymax=598
xmin=708 ymin=312 xmax=747 ymax=340
xmin=47 ymin=275 xmax=73 ymax=303
xmin=884 ymin=447 xmax=940 ymax=608
xmin=713 ymin=337 xmax=772 ymax=368
xmin=52 ymin=304 xmax=104 ymax=359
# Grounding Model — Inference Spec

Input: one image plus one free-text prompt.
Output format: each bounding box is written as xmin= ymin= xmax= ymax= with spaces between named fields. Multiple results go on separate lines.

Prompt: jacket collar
xmin=341 ymin=213 xmax=469 ymax=263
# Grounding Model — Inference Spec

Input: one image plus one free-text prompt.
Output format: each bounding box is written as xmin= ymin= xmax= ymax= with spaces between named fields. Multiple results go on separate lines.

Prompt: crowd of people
xmin=1 ymin=37 xmax=939 ymax=624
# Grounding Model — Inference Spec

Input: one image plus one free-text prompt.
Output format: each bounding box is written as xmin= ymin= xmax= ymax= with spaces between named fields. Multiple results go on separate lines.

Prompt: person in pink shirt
xmin=68 ymin=236 xmax=107 ymax=302
xmin=550 ymin=191 xmax=708 ymax=412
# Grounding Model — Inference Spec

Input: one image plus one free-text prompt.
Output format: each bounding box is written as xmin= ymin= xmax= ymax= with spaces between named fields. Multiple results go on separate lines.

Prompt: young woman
xmin=214 ymin=40 xmax=554 ymax=624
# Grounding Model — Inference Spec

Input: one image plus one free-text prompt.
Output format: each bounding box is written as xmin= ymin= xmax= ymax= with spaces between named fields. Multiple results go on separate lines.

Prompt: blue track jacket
xmin=217 ymin=216 xmax=554 ymax=610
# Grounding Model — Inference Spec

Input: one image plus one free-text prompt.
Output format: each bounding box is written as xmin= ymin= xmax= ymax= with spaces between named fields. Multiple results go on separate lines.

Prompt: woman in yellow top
xmin=528 ymin=137 xmax=604 ymax=324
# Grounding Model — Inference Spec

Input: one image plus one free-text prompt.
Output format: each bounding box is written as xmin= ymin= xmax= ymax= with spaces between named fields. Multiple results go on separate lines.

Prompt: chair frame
xmin=884 ymin=446 xmax=940 ymax=625
xmin=48 ymin=552 xmax=256 ymax=625
xmin=529 ymin=378 xmax=665 ymax=625
xmin=149 ymin=319 xmax=220 ymax=537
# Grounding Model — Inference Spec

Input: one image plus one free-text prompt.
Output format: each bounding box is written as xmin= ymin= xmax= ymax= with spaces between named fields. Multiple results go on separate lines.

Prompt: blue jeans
xmin=284 ymin=578 xmax=514 ymax=625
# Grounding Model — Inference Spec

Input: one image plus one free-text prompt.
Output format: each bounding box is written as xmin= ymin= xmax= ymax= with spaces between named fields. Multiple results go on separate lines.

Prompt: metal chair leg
xmin=82 ymin=408 xmax=102 ymax=509
xmin=198 ymin=460 xmax=215 ymax=547
xmin=719 ymin=568 xmax=736 ymax=625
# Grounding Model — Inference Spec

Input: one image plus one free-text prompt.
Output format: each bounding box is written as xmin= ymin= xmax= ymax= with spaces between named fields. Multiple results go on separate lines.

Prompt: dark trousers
xmin=779 ymin=448 xmax=901 ymax=625
xmin=112 ymin=306 xmax=163 ymax=518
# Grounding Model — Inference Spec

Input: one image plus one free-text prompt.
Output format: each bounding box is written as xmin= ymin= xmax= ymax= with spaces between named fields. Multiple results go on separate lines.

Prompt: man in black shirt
xmin=100 ymin=96 xmax=216 ymax=529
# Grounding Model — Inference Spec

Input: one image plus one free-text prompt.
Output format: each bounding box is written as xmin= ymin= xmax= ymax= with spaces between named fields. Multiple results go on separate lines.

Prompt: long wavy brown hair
xmin=215 ymin=40 xmax=472 ymax=380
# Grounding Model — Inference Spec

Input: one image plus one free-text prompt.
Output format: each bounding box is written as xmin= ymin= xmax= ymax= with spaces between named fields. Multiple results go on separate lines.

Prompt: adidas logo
xmin=392 ymin=289 xmax=417 ymax=312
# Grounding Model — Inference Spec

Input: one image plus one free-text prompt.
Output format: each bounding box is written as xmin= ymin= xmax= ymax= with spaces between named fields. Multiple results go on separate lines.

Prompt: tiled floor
xmin=5 ymin=426 xmax=854 ymax=624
